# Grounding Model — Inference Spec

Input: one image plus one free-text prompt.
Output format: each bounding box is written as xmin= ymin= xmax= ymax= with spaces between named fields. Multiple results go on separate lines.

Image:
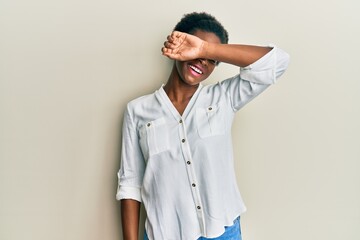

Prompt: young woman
xmin=116 ymin=12 xmax=290 ymax=240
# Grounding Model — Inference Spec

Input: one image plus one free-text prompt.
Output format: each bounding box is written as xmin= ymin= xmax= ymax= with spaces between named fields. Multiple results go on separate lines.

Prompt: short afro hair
xmin=174 ymin=12 xmax=229 ymax=44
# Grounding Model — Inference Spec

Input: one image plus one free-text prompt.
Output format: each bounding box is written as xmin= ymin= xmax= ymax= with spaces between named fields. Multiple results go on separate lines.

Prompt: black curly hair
xmin=174 ymin=12 xmax=229 ymax=44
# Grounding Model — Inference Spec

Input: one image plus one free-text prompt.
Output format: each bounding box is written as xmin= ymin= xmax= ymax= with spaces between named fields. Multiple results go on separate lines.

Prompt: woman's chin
xmin=182 ymin=80 xmax=201 ymax=86
xmin=181 ymin=76 xmax=204 ymax=86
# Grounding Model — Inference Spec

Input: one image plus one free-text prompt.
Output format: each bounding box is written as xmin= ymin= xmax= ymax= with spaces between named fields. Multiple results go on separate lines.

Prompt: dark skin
xmin=121 ymin=30 xmax=271 ymax=240
xmin=121 ymin=199 xmax=140 ymax=240
xmin=163 ymin=31 xmax=220 ymax=115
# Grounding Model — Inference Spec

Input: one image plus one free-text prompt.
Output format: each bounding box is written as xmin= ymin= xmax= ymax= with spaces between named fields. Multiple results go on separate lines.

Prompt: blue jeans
xmin=144 ymin=216 xmax=241 ymax=240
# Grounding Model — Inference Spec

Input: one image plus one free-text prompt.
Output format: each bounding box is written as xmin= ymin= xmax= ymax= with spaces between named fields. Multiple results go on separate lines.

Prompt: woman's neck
xmin=164 ymin=65 xmax=199 ymax=102
xmin=163 ymin=65 xmax=199 ymax=115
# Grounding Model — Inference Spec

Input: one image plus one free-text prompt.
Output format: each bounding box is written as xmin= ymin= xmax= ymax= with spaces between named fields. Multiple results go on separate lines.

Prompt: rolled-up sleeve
xmin=116 ymin=104 xmax=145 ymax=202
xmin=220 ymin=45 xmax=290 ymax=111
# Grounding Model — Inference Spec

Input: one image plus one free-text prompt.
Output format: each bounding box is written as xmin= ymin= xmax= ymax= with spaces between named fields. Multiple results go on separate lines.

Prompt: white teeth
xmin=189 ymin=65 xmax=203 ymax=74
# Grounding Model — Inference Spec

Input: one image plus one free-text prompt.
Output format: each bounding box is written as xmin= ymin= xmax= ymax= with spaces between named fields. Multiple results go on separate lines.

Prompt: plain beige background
xmin=1 ymin=0 xmax=359 ymax=239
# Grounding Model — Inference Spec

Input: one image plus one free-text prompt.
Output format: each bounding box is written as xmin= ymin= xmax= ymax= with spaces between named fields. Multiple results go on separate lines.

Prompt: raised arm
xmin=162 ymin=31 xmax=272 ymax=67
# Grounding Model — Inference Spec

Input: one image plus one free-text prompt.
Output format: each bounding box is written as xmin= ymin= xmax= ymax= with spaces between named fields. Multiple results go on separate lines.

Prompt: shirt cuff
xmin=116 ymin=185 xmax=142 ymax=202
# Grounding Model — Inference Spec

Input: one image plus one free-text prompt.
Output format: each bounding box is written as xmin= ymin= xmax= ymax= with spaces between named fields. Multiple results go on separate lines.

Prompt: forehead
xmin=192 ymin=30 xmax=221 ymax=44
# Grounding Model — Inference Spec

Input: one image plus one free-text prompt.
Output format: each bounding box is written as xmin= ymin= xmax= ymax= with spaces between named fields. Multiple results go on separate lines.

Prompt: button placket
xmin=178 ymin=119 xmax=206 ymax=235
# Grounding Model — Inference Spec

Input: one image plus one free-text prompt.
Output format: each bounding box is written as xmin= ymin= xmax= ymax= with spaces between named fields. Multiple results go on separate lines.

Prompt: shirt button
xmin=192 ymin=183 xmax=196 ymax=187
xmin=208 ymin=107 xmax=212 ymax=111
xmin=147 ymin=123 xmax=151 ymax=127
xmin=181 ymin=139 xmax=185 ymax=143
xmin=179 ymin=119 xmax=183 ymax=124
xmin=187 ymin=161 xmax=191 ymax=165
xmin=197 ymin=206 xmax=201 ymax=210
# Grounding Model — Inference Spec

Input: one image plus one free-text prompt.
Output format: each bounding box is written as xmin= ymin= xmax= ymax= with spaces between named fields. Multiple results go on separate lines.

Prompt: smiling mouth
xmin=189 ymin=64 xmax=203 ymax=75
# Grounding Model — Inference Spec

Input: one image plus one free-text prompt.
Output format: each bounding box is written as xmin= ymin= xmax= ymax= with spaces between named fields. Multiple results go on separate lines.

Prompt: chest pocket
xmin=139 ymin=117 xmax=170 ymax=158
xmin=196 ymin=104 xmax=226 ymax=138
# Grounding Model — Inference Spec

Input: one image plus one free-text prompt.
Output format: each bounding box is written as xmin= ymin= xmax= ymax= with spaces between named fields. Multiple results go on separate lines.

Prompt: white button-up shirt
xmin=116 ymin=46 xmax=290 ymax=240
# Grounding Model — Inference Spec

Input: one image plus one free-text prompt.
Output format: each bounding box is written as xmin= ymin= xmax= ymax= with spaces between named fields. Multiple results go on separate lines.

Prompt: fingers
xmin=161 ymin=47 xmax=175 ymax=59
xmin=163 ymin=41 xmax=175 ymax=49
xmin=162 ymin=46 xmax=180 ymax=60
xmin=167 ymin=35 xmax=174 ymax=42
xmin=163 ymin=35 xmax=179 ymax=50
xmin=171 ymin=31 xmax=183 ymax=39
xmin=166 ymin=34 xmax=176 ymax=45
xmin=161 ymin=46 xmax=172 ymax=55
xmin=167 ymin=31 xmax=184 ymax=44
xmin=165 ymin=35 xmax=179 ymax=47
xmin=161 ymin=31 xmax=185 ymax=59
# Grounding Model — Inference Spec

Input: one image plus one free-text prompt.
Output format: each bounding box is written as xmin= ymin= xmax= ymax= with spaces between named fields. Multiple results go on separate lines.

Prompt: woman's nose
xmin=198 ymin=58 xmax=207 ymax=66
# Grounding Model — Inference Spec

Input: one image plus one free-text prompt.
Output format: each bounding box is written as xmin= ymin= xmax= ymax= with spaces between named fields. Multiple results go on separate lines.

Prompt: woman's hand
xmin=162 ymin=31 xmax=206 ymax=61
